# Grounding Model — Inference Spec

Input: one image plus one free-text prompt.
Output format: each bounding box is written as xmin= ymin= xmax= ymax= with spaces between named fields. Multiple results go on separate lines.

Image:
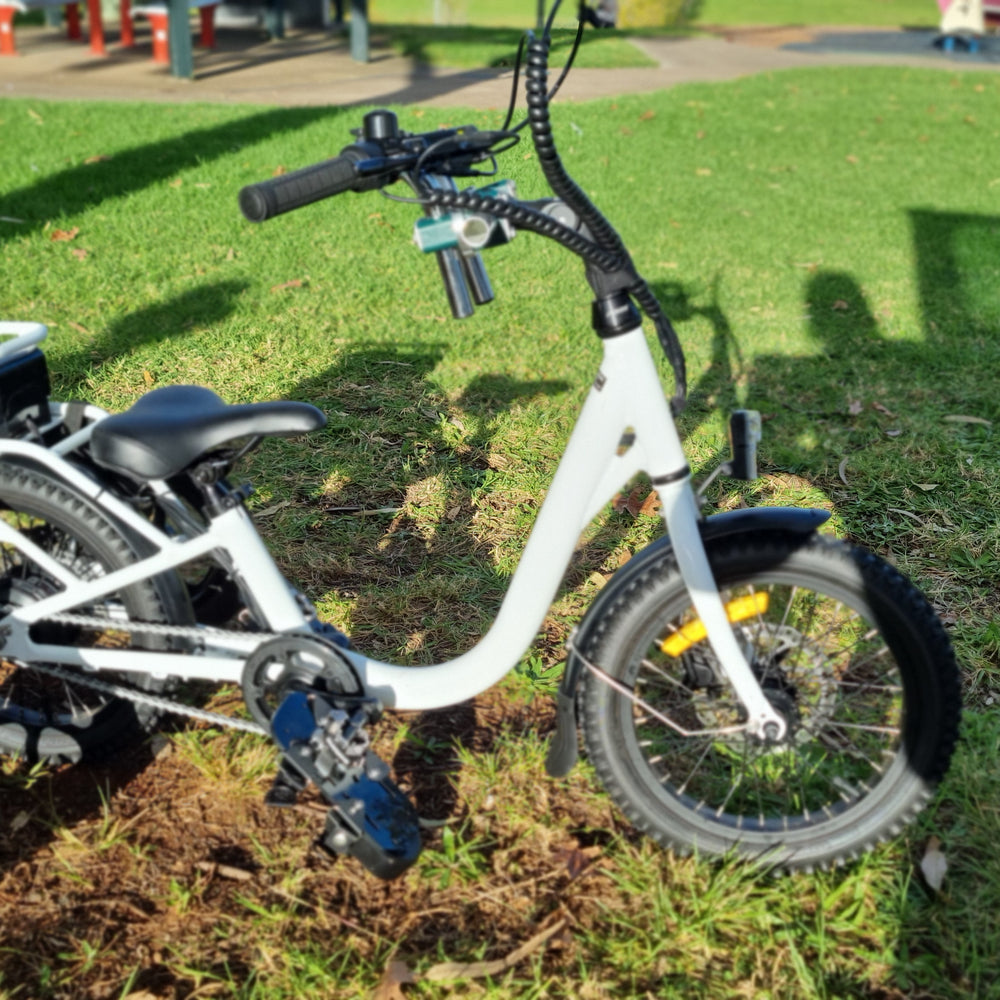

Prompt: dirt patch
xmin=0 ymin=686 xmax=614 ymax=998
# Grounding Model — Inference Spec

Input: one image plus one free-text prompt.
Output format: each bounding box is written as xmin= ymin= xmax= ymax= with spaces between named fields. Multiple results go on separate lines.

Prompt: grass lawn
xmin=2 ymin=62 xmax=1000 ymax=998
xmin=367 ymin=0 xmax=942 ymax=69
xmin=375 ymin=23 xmax=657 ymax=69
xmin=693 ymin=0 xmax=939 ymax=27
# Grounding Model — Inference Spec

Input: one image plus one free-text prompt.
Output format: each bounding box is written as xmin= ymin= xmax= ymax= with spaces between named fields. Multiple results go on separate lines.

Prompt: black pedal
xmin=319 ymin=766 xmax=423 ymax=881
xmin=267 ymin=687 xmax=422 ymax=879
xmin=727 ymin=410 xmax=762 ymax=481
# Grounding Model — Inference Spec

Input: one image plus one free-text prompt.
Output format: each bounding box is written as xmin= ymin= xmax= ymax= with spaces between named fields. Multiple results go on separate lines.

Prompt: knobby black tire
xmin=0 ymin=461 xmax=191 ymax=764
xmin=579 ymin=530 xmax=962 ymax=871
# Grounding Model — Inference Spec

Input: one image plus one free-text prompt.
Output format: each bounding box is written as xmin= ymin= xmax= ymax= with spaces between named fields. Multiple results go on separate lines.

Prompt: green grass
xmin=693 ymin=0 xmax=939 ymax=27
xmin=378 ymin=23 xmax=657 ymax=69
xmin=370 ymin=0 xmax=580 ymax=28
xmin=3 ymin=63 xmax=1000 ymax=998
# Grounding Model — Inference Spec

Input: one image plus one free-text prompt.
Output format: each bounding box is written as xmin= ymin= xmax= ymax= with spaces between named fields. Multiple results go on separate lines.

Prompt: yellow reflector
xmin=660 ymin=591 xmax=770 ymax=657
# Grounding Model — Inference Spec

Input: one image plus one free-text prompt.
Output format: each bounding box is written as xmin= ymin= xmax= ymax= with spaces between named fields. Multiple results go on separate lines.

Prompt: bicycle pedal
xmin=319 ymin=766 xmax=422 ymax=881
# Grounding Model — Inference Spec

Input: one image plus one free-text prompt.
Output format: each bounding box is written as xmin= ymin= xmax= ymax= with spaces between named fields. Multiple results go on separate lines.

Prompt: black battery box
xmin=0 ymin=348 xmax=51 ymax=436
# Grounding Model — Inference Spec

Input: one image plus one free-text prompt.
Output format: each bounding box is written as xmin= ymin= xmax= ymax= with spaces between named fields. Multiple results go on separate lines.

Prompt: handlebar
xmin=236 ymin=16 xmax=688 ymax=411
xmin=238 ymin=150 xmax=376 ymax=223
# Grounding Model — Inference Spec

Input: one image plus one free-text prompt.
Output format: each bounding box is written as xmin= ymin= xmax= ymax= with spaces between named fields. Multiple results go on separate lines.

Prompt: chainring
xmin=240 ymin=634 xmax=362 ymax=730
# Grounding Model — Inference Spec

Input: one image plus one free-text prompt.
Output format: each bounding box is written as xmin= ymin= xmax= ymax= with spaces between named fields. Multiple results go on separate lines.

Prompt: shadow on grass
xmin=652 ymin=209 xmax=1000 ymax=555
xmin=49 ymin=280 xmax=249 ymax=393
xmin=0 ymin=105 xmax=352 ymax=248
xmin=283 ymin=342 xmax=662 ymax=818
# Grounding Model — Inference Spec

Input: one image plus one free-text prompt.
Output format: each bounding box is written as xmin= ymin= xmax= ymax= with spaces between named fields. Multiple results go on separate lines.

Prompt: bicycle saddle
xmin=89 ymin=384 xmax=326 ymax=481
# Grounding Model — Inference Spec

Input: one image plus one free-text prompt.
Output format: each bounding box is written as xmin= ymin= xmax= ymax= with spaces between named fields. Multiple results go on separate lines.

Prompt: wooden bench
xmin=129 ymin=0 xmax=217 ymax=63
xmin=0 ymin=0 xmax=105 ymax=56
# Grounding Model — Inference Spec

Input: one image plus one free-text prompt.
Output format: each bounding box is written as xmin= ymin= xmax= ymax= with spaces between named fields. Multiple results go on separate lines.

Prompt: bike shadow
xmin=283 ymin=342 xmax=643 ymax=820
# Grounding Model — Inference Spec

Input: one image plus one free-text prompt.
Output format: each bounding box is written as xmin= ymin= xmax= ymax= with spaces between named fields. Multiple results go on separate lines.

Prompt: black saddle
xmin=89 ymin=384 xmax=326 ymax=481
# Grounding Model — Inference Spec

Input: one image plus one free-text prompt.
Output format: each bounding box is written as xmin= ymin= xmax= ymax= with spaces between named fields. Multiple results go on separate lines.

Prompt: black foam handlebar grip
xmin=239 ymin=154 xmax=361 ymax=222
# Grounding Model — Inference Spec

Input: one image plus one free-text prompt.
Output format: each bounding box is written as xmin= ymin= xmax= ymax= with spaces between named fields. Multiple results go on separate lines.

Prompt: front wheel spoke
xmin=825 ymin=718 xmax=901 ymax=737
xmin=812 ymin=725 xmax=891 ymax=771
xmin=672 ymin=735 xmax=716 ymax=796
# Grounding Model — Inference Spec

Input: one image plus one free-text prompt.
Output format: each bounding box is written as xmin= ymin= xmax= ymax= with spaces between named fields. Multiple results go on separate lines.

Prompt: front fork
xmin=657 ymin=477 xmax=787 ymax=743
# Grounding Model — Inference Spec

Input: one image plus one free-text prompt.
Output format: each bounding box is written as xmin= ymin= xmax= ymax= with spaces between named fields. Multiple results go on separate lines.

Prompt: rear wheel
xmin=0 ymin=462 xmax=190 ymax=763
xmin=579 ymin=531 xmax=961 ymax=870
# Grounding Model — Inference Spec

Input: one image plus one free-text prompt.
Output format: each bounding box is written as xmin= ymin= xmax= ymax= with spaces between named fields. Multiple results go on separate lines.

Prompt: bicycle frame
xmin=0 ymin=322 xmax=785 ymax=739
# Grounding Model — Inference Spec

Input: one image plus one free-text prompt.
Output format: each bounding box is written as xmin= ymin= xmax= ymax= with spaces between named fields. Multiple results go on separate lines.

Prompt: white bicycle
xmin=0 ymin=2 xmax=961 ymax=879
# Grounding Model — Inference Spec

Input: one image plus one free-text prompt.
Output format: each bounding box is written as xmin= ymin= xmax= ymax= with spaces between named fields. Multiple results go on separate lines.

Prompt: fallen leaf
xmin=71 ymin=247 xmax=88 ymax=260
xmin=371 ymin=961 xmax=415 ymax=1000
xmin=84 ymin=154 xmax=110 ymax=164
xmin=50 ymin=227 xmax=79 ymax=242
xmin=832 ymin=299 xmax=850 ymax=311
xmin=169 ymin=178 xmax=183 ymax=188
xmin=920 ymin=836 xmax=948 ymax=890
xmin=914 ymin=483 xmax=939 ymax=491
xmin=557 ymin=846 xmax=593 ymax=880
xmin=272 ymin=165 xmax=287 ymax=176
xmin=639 ymin=109 xmax=655 ymax=121
xmin=885 ymin=429 xmax=902 ymax=437
xmin=872 ymin=402 xmax=896 ymax=418
xmin=255 ymin=499 xmax=292 ymax=517
xmin=142 ymin=370 xmax=154 ymax=385
xmin=638 ymin=491 xmax=661 ymax=517
xmin=944 ymin=414 xmax=991 ymax=426
xmin=695 ymin=167 xmax=712 ymax=176
xmin=847 ymin=400 xmax=863 ymax=415
xmin=838 ymin=457 xmax=849 ymax=486
xmin=846 ymin=154 xmax=859 ymax=164
xmin=270 ymin=279 xmax=304 ymax=292
xmin=888 ymin=507 xmax=924 ymax=524
xmin=10 ymin=811 xmax=29 ymax=832
xmin=423 ymin=919 xmax=567 ymax=981
xmin=624 ymin=485 xmax=645 ymax=517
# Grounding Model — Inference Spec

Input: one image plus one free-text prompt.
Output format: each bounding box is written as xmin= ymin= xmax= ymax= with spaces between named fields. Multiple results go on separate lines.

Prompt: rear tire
xmin=579 ymin=531 xmax=961 ymax=870
xmin=0 ymin=462 xmax=191 ymax=764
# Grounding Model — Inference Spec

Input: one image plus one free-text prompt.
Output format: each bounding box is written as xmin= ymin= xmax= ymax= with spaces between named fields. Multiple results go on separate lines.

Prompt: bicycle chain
xmin=43 ymin=612 xmax=281 ymax=646
xmin=24 ymin=612 xmax=274 ymax=734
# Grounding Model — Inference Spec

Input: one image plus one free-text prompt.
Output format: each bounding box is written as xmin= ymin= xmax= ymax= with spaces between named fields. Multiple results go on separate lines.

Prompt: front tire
xmin=579 ymin=531 xmax=961 ymax=870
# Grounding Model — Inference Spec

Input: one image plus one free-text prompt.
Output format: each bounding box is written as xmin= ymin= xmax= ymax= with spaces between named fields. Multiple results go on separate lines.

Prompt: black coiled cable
xmin=519 ymin=30 xmax=688 ymax=412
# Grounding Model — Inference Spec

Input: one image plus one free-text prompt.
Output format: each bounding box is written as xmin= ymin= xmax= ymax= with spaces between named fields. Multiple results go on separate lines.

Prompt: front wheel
xmin=579 ymin=531 xmax=961 ymax=870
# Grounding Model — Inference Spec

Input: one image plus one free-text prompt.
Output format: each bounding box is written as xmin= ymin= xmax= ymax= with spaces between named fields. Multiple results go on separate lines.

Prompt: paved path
xmin=2 ymin=22 xmax=1000 ymax=107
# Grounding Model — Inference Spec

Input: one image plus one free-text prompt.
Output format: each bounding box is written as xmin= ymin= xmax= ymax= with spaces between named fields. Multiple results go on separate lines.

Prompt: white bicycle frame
xmin=0 ymin=321 xmax=786 ymax=740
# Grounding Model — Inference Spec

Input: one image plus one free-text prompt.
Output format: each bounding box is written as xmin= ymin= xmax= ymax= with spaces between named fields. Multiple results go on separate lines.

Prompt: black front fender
xmin=544 ymin=505 xmax=831 ymax=777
